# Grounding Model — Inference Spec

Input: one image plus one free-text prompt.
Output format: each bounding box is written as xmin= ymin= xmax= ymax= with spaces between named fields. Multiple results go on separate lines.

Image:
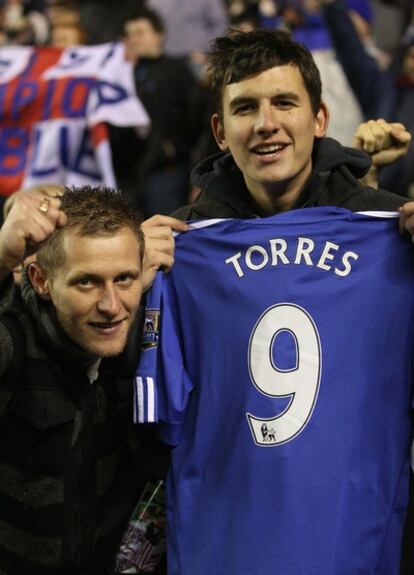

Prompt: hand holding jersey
xmin=141 ymin=214 xmax=188 ymax=292
xmin=399 ymin=202 xmax=414 ymax=238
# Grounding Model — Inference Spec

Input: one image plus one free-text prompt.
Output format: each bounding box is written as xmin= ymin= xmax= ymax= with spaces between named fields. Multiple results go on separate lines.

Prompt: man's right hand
xmin=2 ymin=183 xmax=65 ymax=220
xmin=0 ymin=188 xmax=66 ymax=280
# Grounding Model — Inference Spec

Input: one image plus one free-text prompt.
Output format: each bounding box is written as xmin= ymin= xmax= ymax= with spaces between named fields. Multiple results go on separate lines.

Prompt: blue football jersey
xmin=136 ymin=207 xmax=414 ymax=575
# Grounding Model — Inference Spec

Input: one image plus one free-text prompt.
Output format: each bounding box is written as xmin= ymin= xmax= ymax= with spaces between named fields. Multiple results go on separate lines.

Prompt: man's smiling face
xmin=42 ymin=227 xmax=143 ymax=358
xmin=212 ymin=64 xmax=328 ymax=211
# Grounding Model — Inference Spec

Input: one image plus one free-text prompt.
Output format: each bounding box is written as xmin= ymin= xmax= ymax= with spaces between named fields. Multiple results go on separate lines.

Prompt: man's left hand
xmin=141 ymin=214 xmax=188 ymax=292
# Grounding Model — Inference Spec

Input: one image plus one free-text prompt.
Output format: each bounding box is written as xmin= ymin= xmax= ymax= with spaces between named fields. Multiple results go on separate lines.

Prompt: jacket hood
xmin=311 ymin=137 xmax=372 ymax=176
xmin=190 ymin=137 xmax=372 ymax=216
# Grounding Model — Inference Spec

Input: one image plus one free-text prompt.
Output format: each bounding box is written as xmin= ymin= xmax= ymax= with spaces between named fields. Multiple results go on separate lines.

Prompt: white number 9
xmin=246 ymin=303 xmax=321 ymax=446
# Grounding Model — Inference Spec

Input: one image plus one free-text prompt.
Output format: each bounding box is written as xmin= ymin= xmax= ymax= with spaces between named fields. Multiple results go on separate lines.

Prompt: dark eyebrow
xmin=115 ymin=269 xmax=140 ymax=280
xmin=228 ymin=96 xmax=256 ymax=112
xmin=273 ymin=91 xmax=300 ymax=102
xmin=229 ymin=91 xmax=301 ymax=112
xmin=71 ymin=272 xmax=99 ymax=281
xmin=69 ymin=269 xmax=140 ymax=284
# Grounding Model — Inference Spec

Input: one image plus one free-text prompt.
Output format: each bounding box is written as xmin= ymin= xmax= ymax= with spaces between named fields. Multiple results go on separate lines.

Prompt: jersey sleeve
xmin=134 ymin=271 xmax=194 ymax=446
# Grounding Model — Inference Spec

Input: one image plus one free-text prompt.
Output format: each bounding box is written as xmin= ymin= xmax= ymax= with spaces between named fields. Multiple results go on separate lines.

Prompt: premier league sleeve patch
xmin=142 ymin=308 xmax=160 ymax=350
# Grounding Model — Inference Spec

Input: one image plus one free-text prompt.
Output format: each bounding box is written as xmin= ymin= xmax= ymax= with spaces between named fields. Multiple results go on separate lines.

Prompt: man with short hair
xmin=0 ymin=185 xmax=178 ymax=574
xmin=115 ymin=7 xmax=197 ymax=217
xmin=176 ymin=28 xmax=407 ymax=220
xmin=136 ymin=29 xmax=414 ymax=574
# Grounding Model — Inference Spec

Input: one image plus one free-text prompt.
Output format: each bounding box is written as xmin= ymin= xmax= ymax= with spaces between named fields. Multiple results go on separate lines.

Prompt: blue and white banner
xmin=0 ymin=42 xmax=150 ymax=196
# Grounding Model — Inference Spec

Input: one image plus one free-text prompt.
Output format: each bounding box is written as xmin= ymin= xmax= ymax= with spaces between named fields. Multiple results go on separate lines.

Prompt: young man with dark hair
xmin=176 ymin=27 xmax=408 ymax=220
xmin=137 ymin=28 xmax=414 ymax=575
xmin=0 ymin=185 xmax=180 ymax=574
xmin=115 ymin=7 xmax=198 ymax=218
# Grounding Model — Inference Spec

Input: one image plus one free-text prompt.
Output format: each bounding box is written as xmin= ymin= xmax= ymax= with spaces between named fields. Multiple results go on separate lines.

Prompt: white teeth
xmin=255 ymin=144 xmax=284 ymax=154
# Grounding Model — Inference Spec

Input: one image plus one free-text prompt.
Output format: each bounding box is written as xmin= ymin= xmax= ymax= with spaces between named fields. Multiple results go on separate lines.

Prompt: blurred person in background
xmin=0 ymin=0 xmax=49 ymax=45
xmin=321 ymin=0 xmax=414 ymax=196
xmin=112 ymin=6 xmax=199 ymax=217
xmin=146 ymin=0 xmax=229 ymax=78
xmin=45 ymin=0 xmax=80 ymax=28
xmin=49 ymin=20 xmax=86 ymax=46
xmin=45 ymin=0 xmax=84 ymax=45
xmin=371 ymin=0 xmax=413 ymax=60
xmin=78 ymin=0 xmax=145 ymax=46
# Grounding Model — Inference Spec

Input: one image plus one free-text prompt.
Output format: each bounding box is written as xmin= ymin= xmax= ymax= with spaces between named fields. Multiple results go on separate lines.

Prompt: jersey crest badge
xmin=142 ymin=308 xmax=160 ymax=350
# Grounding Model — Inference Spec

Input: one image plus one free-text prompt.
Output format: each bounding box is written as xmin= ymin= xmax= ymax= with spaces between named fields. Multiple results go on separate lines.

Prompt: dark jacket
xmin=110 ymin=55 xmax=197 ymax=185
xmin=133 ymin=55 xmax=197 ymax=173
xmin=173 ymin=137 xmax=406 ymax=220
xmin=0 ymin=272 xmax=158 ymax=575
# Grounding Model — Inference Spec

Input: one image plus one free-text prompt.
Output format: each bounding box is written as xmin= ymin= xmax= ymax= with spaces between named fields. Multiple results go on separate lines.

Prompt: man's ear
xmin=314 ymin=102 xmax=329 ymax=139
xmin=211 ymin=113 xmax=228 ymax=151
xmin=28 ymin=262 xmax=52 ymax=300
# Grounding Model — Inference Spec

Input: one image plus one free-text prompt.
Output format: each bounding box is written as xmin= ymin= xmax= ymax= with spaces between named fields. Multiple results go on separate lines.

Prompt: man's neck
xmin=247 ymin=183 xmax=304 ymax=216
xmin=244 ymin=167 xmax=312 ymax=216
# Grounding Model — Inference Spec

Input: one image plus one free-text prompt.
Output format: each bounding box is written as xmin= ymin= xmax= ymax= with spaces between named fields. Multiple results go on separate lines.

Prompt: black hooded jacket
xmin=174 ymin=137 xmax=406 ymax=220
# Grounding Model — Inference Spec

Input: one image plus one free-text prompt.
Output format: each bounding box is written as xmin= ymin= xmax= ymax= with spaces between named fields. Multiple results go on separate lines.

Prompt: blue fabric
xmin=293 ymin=13 xmax=333 ymax=51
xmin=137 ymin=207 xmax=414 ymax=575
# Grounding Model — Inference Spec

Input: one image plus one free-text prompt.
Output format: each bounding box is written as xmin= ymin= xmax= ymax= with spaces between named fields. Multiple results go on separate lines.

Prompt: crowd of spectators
xmin=0 ymin=0 xmax=413 ymax=214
